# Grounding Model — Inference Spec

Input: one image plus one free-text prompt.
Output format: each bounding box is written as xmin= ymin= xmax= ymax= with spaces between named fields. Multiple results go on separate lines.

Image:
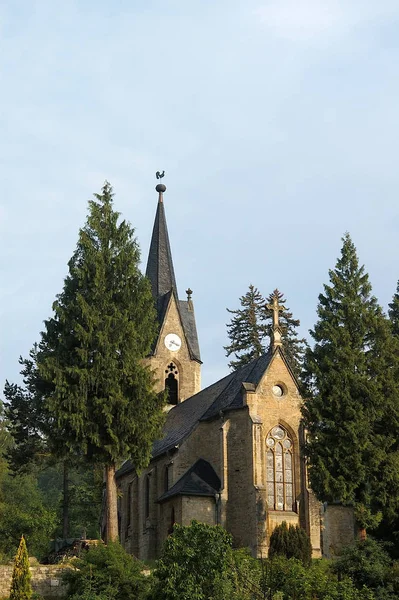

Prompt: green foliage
xmin=64 ymin=542 xmax=148 ymax=600
xmin=150 ymin=521 xmax=253 ymax=600
xmin=333 ymin=538 xmax=399 ymax=599
xmin=302 ymin=233 xmax=399 ymax=528
xmin=0 ymin=473 xmax=57 ymax=560
xmin=9 ymin=536 xmax=32 ymax=600
xmin=388 ymin=280 xmax=399 ymax=337
xmin=37 ymin=462 xmax=102 ymax=539
xmin=225 ymin=285 xmax=306 ymax=373
xmin=269 ymin=522 xmax=312 ymax=566
xmin=265 ymin=289 xmax=308 ymax=377
xmin=38 ymin=182 xmax=165 ymax=468
xmin=4 ymin=349 xmax=49 ymax=475
xmin=225 ymin=285 xmax=268 ymax=370
xmin=260 ymin=556 xmax=375 ymax=600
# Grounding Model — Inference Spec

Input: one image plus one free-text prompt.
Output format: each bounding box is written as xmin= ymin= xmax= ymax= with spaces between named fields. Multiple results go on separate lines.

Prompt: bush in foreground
xmin=64 ymin=542 xmax=148 ymax=600
xmin=9 ymin=536 xmax=32 ymax=600
xmin=269 ymin=522 xmax=312 ymax=566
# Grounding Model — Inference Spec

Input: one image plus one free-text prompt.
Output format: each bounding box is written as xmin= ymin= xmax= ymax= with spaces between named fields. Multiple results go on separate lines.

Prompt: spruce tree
xmin=302 ymin=233 xmax=399 ymax=534
xmin=225 ymin=286 xmax=306 ymax=374
xmin=37 ymin=182 xmax=165 ymax=542
xmin=4 ymin=348 xmax=48 ymax=474
xmin=9 ymin=536 xmax=32 ymax=600
xmin=265 ymin=289 xmax=307 ymax=377
xmin=224 ymin=285 xmax=268 ymax=370
xmin=388 ymin=280 xmax=399 ymax=336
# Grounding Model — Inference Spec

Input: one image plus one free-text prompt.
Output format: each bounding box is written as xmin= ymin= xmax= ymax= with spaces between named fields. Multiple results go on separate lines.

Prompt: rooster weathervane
xmin=156 ymin=170 xmax=165 ymax=180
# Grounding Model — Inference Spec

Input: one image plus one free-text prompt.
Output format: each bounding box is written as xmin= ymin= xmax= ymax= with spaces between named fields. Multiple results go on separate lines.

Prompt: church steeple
xmin=145 ymin=183 xmax=178 ymax=301
xmin=144 ymin=176 xmax=201 ymax=403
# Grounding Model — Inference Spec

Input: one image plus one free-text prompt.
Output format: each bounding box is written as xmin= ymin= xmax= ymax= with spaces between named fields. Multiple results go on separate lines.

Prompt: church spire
xmin=146 ymin=179 xmax=178 ymax=301
xmin=267 ymin=289 xmax=285 ymax=351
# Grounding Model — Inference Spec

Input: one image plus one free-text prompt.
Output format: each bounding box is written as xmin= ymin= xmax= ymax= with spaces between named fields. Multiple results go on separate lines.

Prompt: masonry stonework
xmin=146 ymin=295 xmax=201 ymax=403
xmin=0 ymin=565 xmax=68 ymax=599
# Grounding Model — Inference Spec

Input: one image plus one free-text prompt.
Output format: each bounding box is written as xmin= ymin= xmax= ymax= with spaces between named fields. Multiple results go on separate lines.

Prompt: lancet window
xmin=266 ymin=426 xmax=294 ymax=511
xmin=165 ymin=362 xmax=179 ymax=405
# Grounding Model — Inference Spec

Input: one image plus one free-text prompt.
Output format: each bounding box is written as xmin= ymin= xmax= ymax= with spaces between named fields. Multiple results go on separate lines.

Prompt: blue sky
xmin=1 ymin=0 xmax=399 ymax=389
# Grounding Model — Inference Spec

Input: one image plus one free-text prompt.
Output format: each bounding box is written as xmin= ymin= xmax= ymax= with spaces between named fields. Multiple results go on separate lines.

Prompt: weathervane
xmin=156 ymin=170 xmax=165 ymax=180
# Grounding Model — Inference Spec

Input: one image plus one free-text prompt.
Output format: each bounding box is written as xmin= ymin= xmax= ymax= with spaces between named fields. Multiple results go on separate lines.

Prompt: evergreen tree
xmin=265 ymin=289 xmax=307 ymax=377
xmin=37 ymin=182 xmax=165 ymax=542
xmin=224 ymin=285 xmax=268 ymax=370
xmin=4 ymin=348 xmax=48 ymax=474
xmin=302 ymin=233 xmax=399 ymax=534
xmin=388 ymin=280 xmax=399 ymax=336
xmin=9 ymin=536 xmax=32 ymax=600
xmin=4 ymin=349 xmax=77 ymax=539
xmin=225 ymin=286 xmax=306 ymax=375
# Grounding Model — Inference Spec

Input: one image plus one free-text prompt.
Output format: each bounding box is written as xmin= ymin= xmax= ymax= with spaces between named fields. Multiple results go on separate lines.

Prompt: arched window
xmin=266 ymin=425 xmax=294 ymax=511
xmin=165 ymin=363 xmax=179 ymax=405
xmin=168 ymin=507 xmax=175 ymax=535
xmin=126 ymin=482 xmax=133 ymax=528
xmin=164 ymin=464 xmax=170 ymax=492
xmin=145 ymin=475 xmax=151 ymax=519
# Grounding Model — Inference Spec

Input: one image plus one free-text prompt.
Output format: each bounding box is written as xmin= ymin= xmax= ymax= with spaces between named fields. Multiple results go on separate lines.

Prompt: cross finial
xmin=267 ymin=289 xmax=285 ymax=349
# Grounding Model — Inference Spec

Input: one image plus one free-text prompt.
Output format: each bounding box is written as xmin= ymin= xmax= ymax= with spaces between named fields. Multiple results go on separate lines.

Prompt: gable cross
xmin=267 ymin=289 xmax=285 ymax=329
xmin=267 ymin=289 xmax=285 ymax=349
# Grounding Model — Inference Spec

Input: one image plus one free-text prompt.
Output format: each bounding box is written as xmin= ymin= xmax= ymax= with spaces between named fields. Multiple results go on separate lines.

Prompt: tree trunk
xmin=105 ymin=463 xmax=119 ymax=543
xmin=359 ymin=527 xmax=367 ymax=541
xmin=62 ymin=461 xmax=69 ymax=539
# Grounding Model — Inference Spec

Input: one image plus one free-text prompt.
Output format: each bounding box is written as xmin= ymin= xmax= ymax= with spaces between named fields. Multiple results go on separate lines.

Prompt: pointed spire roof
xmin=146 ymin=184 xmax=178 ymax=300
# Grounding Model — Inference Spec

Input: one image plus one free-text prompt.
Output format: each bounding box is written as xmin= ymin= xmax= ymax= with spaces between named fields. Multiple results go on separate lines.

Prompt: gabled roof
xmin=157 ymin=458 xmax=220 ymax=503
xmin=116 ymin=351 xmax=273 ymax=479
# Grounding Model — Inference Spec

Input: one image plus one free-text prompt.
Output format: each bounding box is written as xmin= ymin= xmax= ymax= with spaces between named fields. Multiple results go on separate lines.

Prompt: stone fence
xmin=0 ymin=564 xmax=69 ymax=599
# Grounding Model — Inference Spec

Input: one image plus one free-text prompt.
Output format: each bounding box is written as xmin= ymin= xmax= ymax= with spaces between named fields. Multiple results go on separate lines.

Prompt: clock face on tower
xmin=164 ymin=333 xmax=182 ymax=352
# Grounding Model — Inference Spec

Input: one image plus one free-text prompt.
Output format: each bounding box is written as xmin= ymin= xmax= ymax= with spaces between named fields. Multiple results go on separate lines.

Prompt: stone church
xmin=116 ymin=183 xmax=351 ymax=560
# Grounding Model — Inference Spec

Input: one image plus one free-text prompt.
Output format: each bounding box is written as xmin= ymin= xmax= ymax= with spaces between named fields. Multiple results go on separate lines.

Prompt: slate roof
xmin=145 ymin=193 xmax=201 ymax=363
xmin=145 ymin=197 xmax=177 ymax=302
xmin=116 ymin=351 xmax=273 ymax=479
xmin=157 ymin=458 xmax=221 ymax=503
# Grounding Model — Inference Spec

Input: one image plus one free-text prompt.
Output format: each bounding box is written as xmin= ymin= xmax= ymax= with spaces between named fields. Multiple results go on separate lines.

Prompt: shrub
xmin=333 ymin=538 xmax=399 ymax=599
xmin=150 ymin=521 xmax=254 ymax=600
xmin=64 ymin=541 xmax=148 ymax=600
xmin=9 ymin=536 xmax=32 ymax=600
xmin=269 ymin=522 xmax=312 ymax=566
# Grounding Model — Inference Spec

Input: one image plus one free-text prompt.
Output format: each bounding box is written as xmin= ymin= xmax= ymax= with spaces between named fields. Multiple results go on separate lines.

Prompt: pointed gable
xmin=145 ymin=184 xmax=201 ymax=363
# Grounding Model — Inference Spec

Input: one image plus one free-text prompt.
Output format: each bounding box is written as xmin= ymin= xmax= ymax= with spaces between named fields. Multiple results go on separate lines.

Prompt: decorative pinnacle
xmin=186 ymin=288 xmax=193 ymax=301
xmin=155 ymin=171 xmax=166 ymax=198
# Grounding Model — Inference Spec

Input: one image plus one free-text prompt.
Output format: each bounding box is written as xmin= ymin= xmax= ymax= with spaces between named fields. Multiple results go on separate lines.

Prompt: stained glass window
xmin=266 ymin=426 xmax=295 ymax=511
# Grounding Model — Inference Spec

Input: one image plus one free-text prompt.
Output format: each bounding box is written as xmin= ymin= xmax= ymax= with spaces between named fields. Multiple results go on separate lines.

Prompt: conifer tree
xmin=388 ymin=280 xmax=399 ymax=336
xmin=37 ymin=182 xmax=165 ymax=542
xmin=9 ymin=536 xmax=32 ymax=600
xmin=224 ymin=285 xmax=268 ymax=369
xmin=265 ymin=289 xmax=307 ymax=377
xmin=4 ymin=348 xmax=48 ymax=474
xmin=302 ymin=233 xmax=399 ymax=534
xmin=225 ymin=286 xmax=306 ymax=374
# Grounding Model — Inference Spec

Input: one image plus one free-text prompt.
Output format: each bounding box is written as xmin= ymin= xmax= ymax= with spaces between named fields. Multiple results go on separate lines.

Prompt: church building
xmin=116 ymin=182 xmax=325 ymax=560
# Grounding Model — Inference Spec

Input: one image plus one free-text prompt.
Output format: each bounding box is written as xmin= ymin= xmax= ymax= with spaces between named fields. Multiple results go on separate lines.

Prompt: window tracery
xmin=165 ymin=362 xmax=178 ymax=405
xmin=266 ymin=425 xmax=294 ymax=511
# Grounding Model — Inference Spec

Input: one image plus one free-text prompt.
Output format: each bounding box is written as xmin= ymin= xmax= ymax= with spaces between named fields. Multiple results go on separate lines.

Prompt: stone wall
xmin=322 ymin=504 xmax=355 ymax=558
xmin=146 ymin=295 xmax=201 ymax=402
xmin=0 ymin=565 xmax=68 ymax=599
